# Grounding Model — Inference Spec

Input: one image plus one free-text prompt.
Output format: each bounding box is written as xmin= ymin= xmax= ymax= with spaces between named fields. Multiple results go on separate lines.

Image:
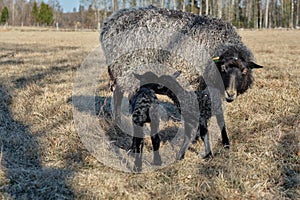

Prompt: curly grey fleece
xmin=100 ymin=6 xmax=255 ymax=93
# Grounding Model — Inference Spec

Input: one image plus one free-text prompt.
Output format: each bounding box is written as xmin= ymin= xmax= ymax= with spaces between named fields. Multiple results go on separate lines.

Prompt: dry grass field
xmin=0 ymin=28 xmax=299 ymax=199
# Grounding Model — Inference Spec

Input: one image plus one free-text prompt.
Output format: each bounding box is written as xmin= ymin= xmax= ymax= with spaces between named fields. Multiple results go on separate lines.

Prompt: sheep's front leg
xmin=132 ymin=125 xmax=144 ymax=172
xmin=113 ymin=85 xmax=123 ymax=123
xmin=150 ymin=121 xmax=162 ymax=166
xmin=216 ymin=114 xmax=230 ymax=148
xmin=199 ymin=122 xmax=212 ymax=159
xmin=192 ymin=126 xmax=200 ymax=144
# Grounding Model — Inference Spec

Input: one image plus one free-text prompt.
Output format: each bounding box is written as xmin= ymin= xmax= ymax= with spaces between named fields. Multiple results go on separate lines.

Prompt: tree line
xmin=0 ymin=0 xmax=299 ymax=29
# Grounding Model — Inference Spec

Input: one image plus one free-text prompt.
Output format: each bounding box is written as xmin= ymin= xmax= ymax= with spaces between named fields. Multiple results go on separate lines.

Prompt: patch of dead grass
xmin=0 ymin=29 xmax=299 ymax=199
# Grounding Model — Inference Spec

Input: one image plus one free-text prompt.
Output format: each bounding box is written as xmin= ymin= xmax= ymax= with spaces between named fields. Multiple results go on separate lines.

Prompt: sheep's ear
xmin=248 ymin=61 xmax=263 ymax=69
xmin=172 ymin=71 xmax=181 ymax=79
xmin=133 ymin=73 xmax=142 ymax=80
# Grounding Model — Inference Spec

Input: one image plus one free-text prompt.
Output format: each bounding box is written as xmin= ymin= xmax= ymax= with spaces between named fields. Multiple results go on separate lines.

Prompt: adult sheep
xmin=100 ymin=6 xmax=263 ymax=166
xmin=100 ymin=5 xmax=262 ymax=111
xmin=101 ymin=5 xmax=263 ymax=91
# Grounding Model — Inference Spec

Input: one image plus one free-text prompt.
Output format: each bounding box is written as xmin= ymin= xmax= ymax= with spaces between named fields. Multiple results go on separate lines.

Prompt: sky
xmin=59 ymin=0 xmax=80 ymax=13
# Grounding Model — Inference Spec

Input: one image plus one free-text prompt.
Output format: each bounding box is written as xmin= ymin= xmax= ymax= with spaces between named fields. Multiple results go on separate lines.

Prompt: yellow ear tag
xmin=212 ymin=57 xmax=220 ymax=63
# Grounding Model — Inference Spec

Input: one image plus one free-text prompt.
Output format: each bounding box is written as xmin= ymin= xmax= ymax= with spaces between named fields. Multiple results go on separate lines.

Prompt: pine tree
xmin=39 ymin=2 xmax=54 ymax=25
xmin=32 ymin=1 xmax=39 ymax=25
xmin=0 ymin=6 xmax=9 ymax=25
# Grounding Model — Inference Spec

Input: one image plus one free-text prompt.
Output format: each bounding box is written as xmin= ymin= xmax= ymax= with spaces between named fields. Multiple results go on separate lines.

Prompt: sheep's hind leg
xmin=200 ymin=123 xmax=212 ymax=159
xmin=216 ymin=114 xmax=230 ymax=148
xmin=192 ymin=126 xmax=200 ymax=144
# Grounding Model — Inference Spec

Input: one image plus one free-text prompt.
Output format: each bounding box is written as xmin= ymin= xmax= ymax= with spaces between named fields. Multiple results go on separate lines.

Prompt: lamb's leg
xmin=151 ymin=134 xmax=162 ymax=166
xmin=200 ymin=123 xmax=212 ymax=159
xmin=150 ymin=119 xmax=162 ymax=166
xmin=216 ymin=114 xmax=230 ymax=148
xmin=149 ymin=104 xmax=162 ymax=165
xmin=132 ymin=125 xmax=144 ymax=172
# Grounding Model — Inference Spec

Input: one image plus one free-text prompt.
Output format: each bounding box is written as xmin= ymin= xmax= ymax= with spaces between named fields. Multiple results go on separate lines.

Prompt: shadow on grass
xmin=277 ymin=124 xmax=300 ymax=199
xmin=70 ymin=95 xmax=183 ymax=171
xmin=0 ymin=85 xmax=75 ymax=199
xmin=13 ymin=65 xmax=78 ymax=89
xmin=70 ymin=95 xmax=180 ymax=144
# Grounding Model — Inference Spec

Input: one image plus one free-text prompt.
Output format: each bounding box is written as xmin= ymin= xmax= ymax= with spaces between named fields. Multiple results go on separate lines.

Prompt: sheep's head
xmin=213 ymin=53 xmax=263 ymax=103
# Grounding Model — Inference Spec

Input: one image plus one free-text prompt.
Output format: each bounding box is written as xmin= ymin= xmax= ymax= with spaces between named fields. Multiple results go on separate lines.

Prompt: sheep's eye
xmin=242 ymin=68 xmax=248 ymax=75
xmin=221 ymin=65 xmax=227 ymax=72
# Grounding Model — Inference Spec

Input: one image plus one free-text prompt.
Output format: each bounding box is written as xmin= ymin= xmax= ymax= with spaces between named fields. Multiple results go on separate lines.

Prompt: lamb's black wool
xmin=130 ymin=86 xmax=162 ymax=172
xmin=129 ymin=72 xmax=228 ymax=171
xmin=129 ymin=72 xmax=181 ymax=172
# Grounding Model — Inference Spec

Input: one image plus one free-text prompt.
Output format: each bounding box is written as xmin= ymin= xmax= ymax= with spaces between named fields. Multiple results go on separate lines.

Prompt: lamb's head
xmin=213 ymin=48 xmax=263 ymax=103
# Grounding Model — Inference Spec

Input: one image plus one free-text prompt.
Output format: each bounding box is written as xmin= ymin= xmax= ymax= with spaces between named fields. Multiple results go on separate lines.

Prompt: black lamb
xmin=129 ymin=71 xmax=228 ymax=171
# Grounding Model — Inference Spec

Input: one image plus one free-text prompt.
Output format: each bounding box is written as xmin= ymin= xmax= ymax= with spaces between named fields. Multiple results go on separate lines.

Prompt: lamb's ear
xmin=248 ymin=61 xmax=263 ymax=69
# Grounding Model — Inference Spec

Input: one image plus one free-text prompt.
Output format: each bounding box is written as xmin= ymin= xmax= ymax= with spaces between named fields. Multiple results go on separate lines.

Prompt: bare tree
xmin=112 ymin=0 xmax=115 ymax=11
xmin=103 ymin=0 xmax=107 ymax=20
xmin=79 ymin=0 xmax=90 ymax=28
xmin=114 ymin=0 xmax=119 ymax=11
xmin=246 ymin=0 xmax=252 ymax=28
xmin=217 ymin=0 xmax=223 ymax=18
xmin=0 ymin=0 xmax=298 ymax=29
xmin=161 ymin=0 xmax=164 ymax=8
xmin=259 ymin=0 xmax=263 ymax=28
xmin=190 ymin=0 xmax=194 ymax=13
xmin=11 ymin=0 xmax=15 ymax=26
xmin=265 ymin=0 xmax=269 ymax=28
xmin=92 ymin=0 xmax=101 ymax=29
xmin=132 ymin=0 xmax=137 ymax=7
xmin=297 ymin=0 xmax=300 ymax=27
xmin=290 ymin=0 xmax=294 ymax=28
xmin=253 ymin=0 xmax=258 ymax=28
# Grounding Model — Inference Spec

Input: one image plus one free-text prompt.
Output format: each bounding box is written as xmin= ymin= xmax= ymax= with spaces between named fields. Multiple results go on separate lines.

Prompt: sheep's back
xmin=101 ymin=6 xmax=241 ymax=55
xmin=100 ymin=6 xmax=246 ymax=93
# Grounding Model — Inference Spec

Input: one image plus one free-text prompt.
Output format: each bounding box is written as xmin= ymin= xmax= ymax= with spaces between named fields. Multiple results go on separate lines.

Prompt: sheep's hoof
xmin=133 ymin=165 xmax=142 ymax=173
xmin=153 ymin=155 xmax=162 ymax=166
xmin=222 ymin=140 xmax=230 ymax=148
xmin=133 ymin=160 xmax=142 ymax=173
xmin=176 ymin=152 xmax=185 ymax=160
xmin=191 ymin=136 xmax=200 ymax=144
xmin=153 ymin=159 xmax=162 ymax=166
xmin=202 ymin=152 xmax=213 ymax=160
